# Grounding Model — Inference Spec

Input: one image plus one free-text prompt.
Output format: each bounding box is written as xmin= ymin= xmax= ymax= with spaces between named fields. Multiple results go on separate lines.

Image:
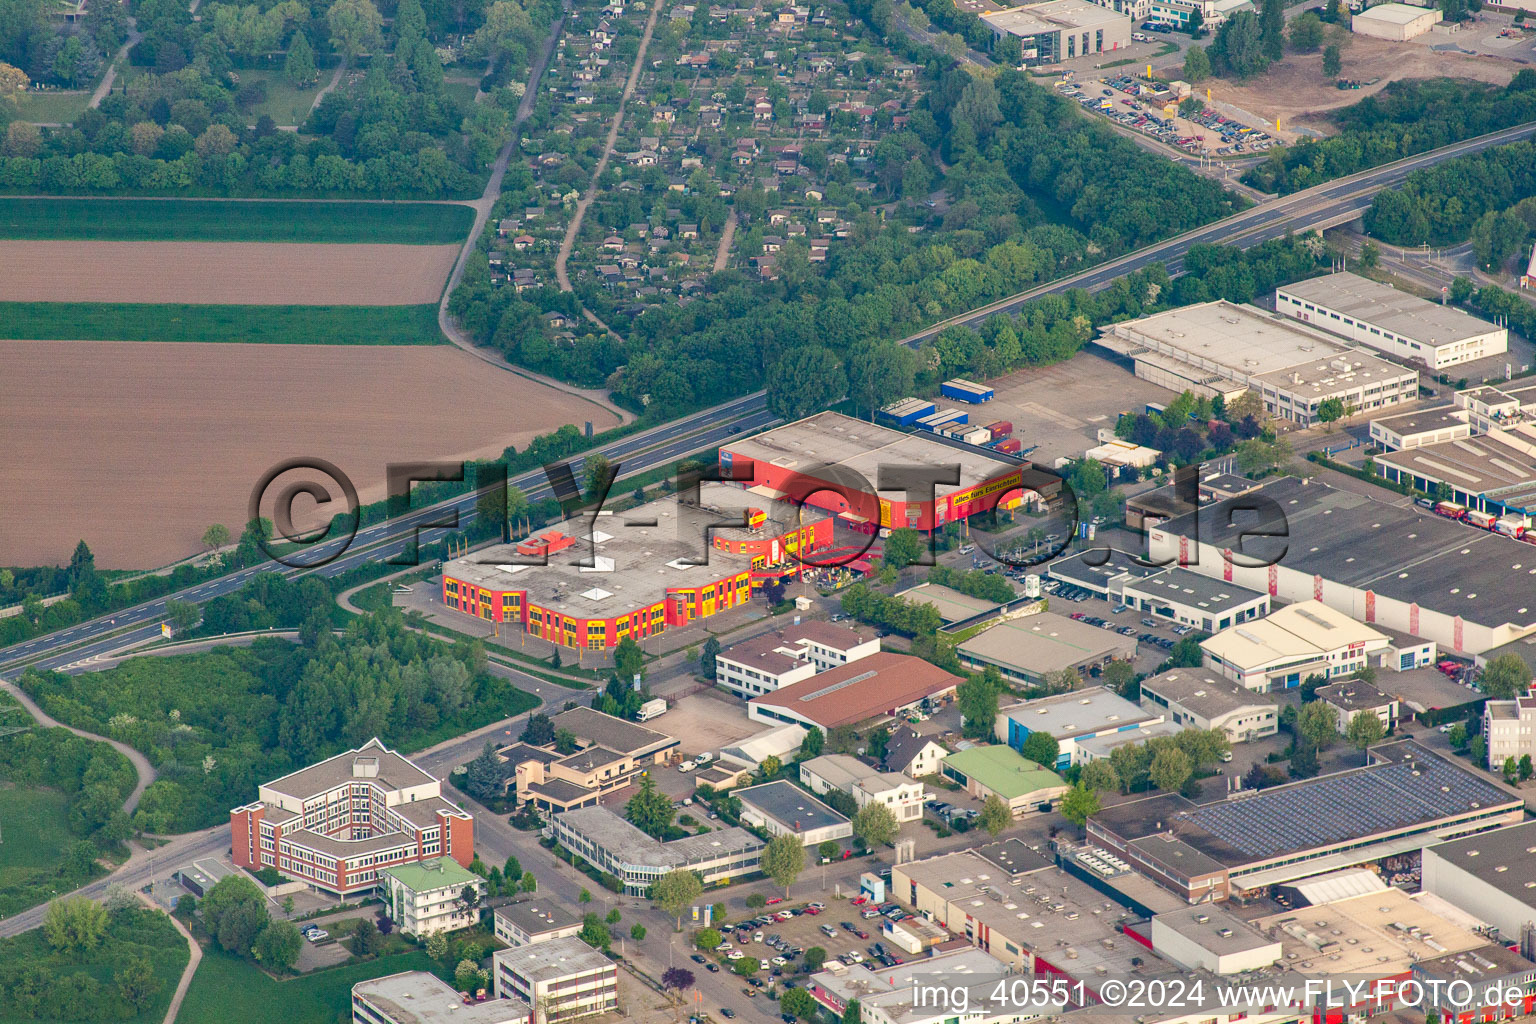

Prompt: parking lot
xmin=693 ymin=886 xmax=923 ymax=1012
xmin=1058 ymin=72 xmax=1276 ymax=156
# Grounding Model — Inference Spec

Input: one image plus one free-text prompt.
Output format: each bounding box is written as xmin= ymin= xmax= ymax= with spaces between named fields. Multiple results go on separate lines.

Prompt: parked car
xmin=692 ymin=954 xmax=708 ymax=964
xmin=720 ymin=1010 xmax=735 ymax=1019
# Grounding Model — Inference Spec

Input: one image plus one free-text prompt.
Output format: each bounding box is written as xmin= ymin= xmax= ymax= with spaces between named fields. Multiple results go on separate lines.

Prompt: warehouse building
xmin=1373 ymin=431 xmax=1536 ymax=518
xmin=1095 ymin=300 xmax=1418 ymax=425
xmin=746 ymin=652 xmax=961 ymax=731
xmin=1046 ymin=550 xmax=1164 ymax=597
xmin=442 ymin=483 xmax=833 ymax=649
xmin=1423 ymin=821 xmax=1536 ymax=942
xmin=806 ymin=948 xmax=1028 ymax=1024
xmin=1276 ymin=272 xmax=1504 ymax=370
xmin=1148 ymin=905 xmax=1280 ymax=975
xmin=957 ymin=612 xmax=1137 ymax=686
xmin=549 ymin=806 xmax=763 ymax=895
xmin=735 ymin=780 xmax=853 ymax=846
xmin=940 ymin=745 xmax=1069 ymax=816
xmin=1120 ymin=568 xmax=1270 ymax=632
xmin=1147 ymin=476 xmax=1536 ymax=656
xmin=1351 ymin=2 xmax=1440 ymax=39
xmin=720 ymin=412 xmax=1046 ymax=535
xmin=996 ymin=686 xmax=1165 ymax=769
xmin=895 ymin=582 xmax=1001 ymax=625
xmin=1201 ymin=600 xmax=1391 ymax=691
xmin=980 ymin=0 xmax=1130 ymax=63
xmin=1088 ymin=740 xmax=1522 ymax=901
xmin=1138 ymin=668 xmax=1279 ymax=743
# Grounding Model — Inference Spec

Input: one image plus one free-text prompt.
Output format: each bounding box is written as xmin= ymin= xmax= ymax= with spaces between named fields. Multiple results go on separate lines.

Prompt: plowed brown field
xmin=0 ymin=340 xmax=623 ymax=569
xmin=0 ymin=241 xmax=460 ymax=305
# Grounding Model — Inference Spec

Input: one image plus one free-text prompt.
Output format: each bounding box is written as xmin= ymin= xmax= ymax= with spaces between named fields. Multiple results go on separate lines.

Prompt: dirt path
xmin=712 ymin=211 xmax=737 ymax=273
xmin=89 ymin=24 xmax=141 ymax=110
xmin=145 ymin=893 xmax=201 ymax=1024
xmin=435 ymin=3 xmax=634 ymax=425
xmin=0 ymin=677 xmax=155 ymax=815
xmin=554 ymin=0 xmax=664 ymax=294
xmin=307 ymin=58 xmax=348 ymax=118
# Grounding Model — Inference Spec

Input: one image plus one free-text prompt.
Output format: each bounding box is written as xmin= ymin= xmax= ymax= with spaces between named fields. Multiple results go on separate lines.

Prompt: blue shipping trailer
xmin=879 ymin=398 xmax=936 ymax=425
xmin=940 ymin=378 xmax=995 ymax=404
xmin=916 ymin=409 xmax=968 ymax=431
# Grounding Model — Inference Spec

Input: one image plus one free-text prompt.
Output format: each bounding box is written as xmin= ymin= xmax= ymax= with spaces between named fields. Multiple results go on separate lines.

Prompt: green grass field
xmin=443 ymin=80 xmax=479 ymax=108
xmin=0 ymin=198 xmax=475 ymax=244
xmin=234 ymin=69 xmax=324 ymax=126
xmin=0 ymin=302 xmax=444 ymax=344
xmin=0 ymin=786 xmax=73 ymax=890
xmin=178 ymin=948 xmax=439 ymax=1024
xmin=14 ymin=89 xmax=93 ymax=124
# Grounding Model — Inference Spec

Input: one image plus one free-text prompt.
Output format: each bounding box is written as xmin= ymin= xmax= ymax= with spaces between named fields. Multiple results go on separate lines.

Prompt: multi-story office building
xmin=492 ymin=937 xmax=618 ymax=1023
xmin=382 ymin=857 xmax=485 ymax=937
xmin=548 ymin=806 xmax=763 ymax=896
xmin=352 ymin=971 xmax=530 ymax=1024
xmin=230 ymin=738 xmax=473 ymax=896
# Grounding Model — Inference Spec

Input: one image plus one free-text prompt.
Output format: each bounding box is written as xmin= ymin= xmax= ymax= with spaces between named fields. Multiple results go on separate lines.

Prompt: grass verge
xmin=0 ymin=302 xmax=444 ymax=344
xmin=178 ymin=948 xmax=437 ymax=1024
xmin=0 ymin=197 xmax=474 ymax=244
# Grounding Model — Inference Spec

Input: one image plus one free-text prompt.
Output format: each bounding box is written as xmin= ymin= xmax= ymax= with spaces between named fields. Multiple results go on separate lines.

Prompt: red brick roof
xmin=747 ymin=652 xmax=961 ymax=729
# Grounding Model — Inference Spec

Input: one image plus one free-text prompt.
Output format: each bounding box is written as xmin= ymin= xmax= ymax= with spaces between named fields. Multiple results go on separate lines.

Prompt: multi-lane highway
xmin=5 ymin=118 xmax=1536 ymax=679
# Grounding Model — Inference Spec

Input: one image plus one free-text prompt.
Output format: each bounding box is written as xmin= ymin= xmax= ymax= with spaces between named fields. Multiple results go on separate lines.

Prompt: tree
xmin=1322 ymin=42 xmax=1342 ymax=78
xmin=1522 ymin=754 xmax=1534 ymax=782
xmin=766 ymin=347 xmax=846 ymax=421
xmin=164 ymin=598 xmax=200 ymax=634
xmin=469 ymin=0 xmax=533 ymax=59
xmin=652 ymin=869 xmax=705 ymax=930
xmin=351 ymin=916 xmax=382 ymax=957
xmin=746 ymin=893 xmax=767 ymax=909
xmin=845 ymin=340 xmax=918 ymax=418
xmin=760 ymin=755 xmax=782 ymax=779
xmin=800 ymin=727 xmax=825 ymax=759
xmin=882 ymin=528 xmax=924 ymax=571
xmin=1260 ymin=0 xmax=1284 ymax=60
xmin=817 ymin=839 xmax=840 ymax=860
xmin=1287 ymin=11 xmax=1324 ymax=50
xmin=1298 ymin=700 xmax=1339 ymax=750
xmin=782 ymin=988 xmax=819 ymax=1020
xmin=1480 ymin=653 xmax=1532 ymax=700
xmin=978 ymin=794 xmax=1012 ymax=836
xmin=700 ymin=636 xmax=721 ymax=680
xmin=1359 ymin=241 xmax=1380 ymax=269
xmin=1316 ymin=397 xmax=1349 ymax=424
xmin=522 ymin=871 xmax=537 ymax=893
xmin=733 ymin=956 xmax=761 ymax=976
xmin=1059 ymin=782 xmax=1101 ymax=827
xmin=580 ymin=914 xmax=611 ymax=951
xmin=284 ymin=30 xmax=317 ymax=86
xmin=1235 ymin=437 xmax=1293 ymax=478
xmin=1101 ymin=660 xmax=1137 ymax=699
xmin=1448 ymin=722 xmax=1468 ymax=749
xmin=202 ymin=875 xmax=268 ymax=955
xmin=631 ymin=923 xmax=647 ymax=940
xmin=1345 ymin=710 xmax=1386 ymax=759
xmin=804 ymin=946 xmax=828 ymax=971
xmin=202 ymin=523 xmax=231 ymax=551
xmin=1504 ymin=756 xmax=1519 ymax=784
xmin=1471 ymin=735 xmax=1488 ymax=767
xmin=695 ymin=927 xmax=723 ymax=951
xmin=662 ymin=967 xmax=695 ymax=990
xmin=579 ymin=889 xmax=592 ymax=904
xmin=521 ymin=712 xmax=555 ymax=745
xmin=1080 ymin=759 xmax=1120 ymax=793
xmin=253 ymin=920 xmax=302 ymax=971
xmin=43 ymin=896 xmax=108 ymax=952
xmin=605 ymin=908 xmax=621 ymax=925
xmin=327 ymin=0 xmax=382 ymax=56
xmin=1183 ymin=44 xmax=1212 ymax=81
xmin=1020 ymin=731 xmax=1060 ymax=768
xmin=626 ymin=776 xmax=676 ymax=839
xmin=614 ymin=636 xmax=644 ymax=683
xmin=1149 ymin=747 xmax=1193 ymax=793
xmin=1210 ymin=10 xmax=1269 ymax=78
xmin=426 ymin=932 xmax=449 ymax=960
xmin=853 ymin=801 xmax=899 ymax=848
xmin=762 ymin=835 xmax=806 ymax=897
xmin=456 ymin=959 xmax=487 ymax=994
xmin=115 ymin=953 xmax=162 ymax=1009
xmin=843 ymin=999 xmax=862 ymax=1024
xmin=957 ymin=668 xmax=1003 ymax=739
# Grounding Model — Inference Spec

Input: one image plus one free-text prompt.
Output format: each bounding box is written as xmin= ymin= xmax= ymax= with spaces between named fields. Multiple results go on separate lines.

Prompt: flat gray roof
xmin=493 ymin=936 xmax=614 ymax=982
xmin=1154 ymin=905 xmax=1279 ymax=958
xmin=981 ymin=0 xmax=1124 ymax=34
xmin=1154 ymin=476 xmax=1536 ymax=630
xmin=959 ymin=613 xmax=1137 ymax=675
xmin=443 ymin=482 xmax=829 ymax=618
xmin=1140 ymin=668 xmax=1276 ymax=721
xmin=1370 ymin=404 xmax=1466 ymax=437
xmin=1279 ymin=272 xmax=1500 ymax=348
xmin=735 ymin=780 xmax=849 ymax=832
xmin=1122 ymin=567 xmax=1267 ymax=616
xmin=1046 ymin=550 xmax=1163 ymax=591
xmin=1000 ymin=685 xmax=1157 ymax=739
xmin=895 ymin=582 xmax=1000 ymax=623
xmin=494 ymin=900 xmax=579 ymax=936
xmin=550 ymin=707 xmax=677 ymax=758
xmin=1316 ymin=678 xmax=1395 ymax=712
xmin=1375 ymin=433 xmax=1536 ymax=510
xmin=1425 ymin=820 xmax=1536 ymax=895
xmin=722 ymin=411 xmax=1017 ymax=502
xmin=353 ymin=972 xmax=531 ymax=1024
xmin=554 ymin=806 xmax=763 ymax=868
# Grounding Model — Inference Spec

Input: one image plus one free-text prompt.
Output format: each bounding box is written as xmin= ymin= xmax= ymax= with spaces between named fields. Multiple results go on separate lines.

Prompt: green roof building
xmin=941 ymin=745 xmax=1069 ymax=817
xmin=383 ymin=857 xmax=485 ymax=938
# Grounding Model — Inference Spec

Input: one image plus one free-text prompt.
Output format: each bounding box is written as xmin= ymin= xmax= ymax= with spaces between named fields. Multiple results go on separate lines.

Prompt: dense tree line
xmin=1244 ymin=74 xmax=1536 ymax=194
xmin=840 ymin=583 xmax=943 ymax=637
xmin=1364 ymin=139 xmax=1536 ymax=252
xmin=19 ymin=596 xmax=534 ymax=833
xmin=0 ymin=902 xmax=183 ymax=1022
xmin=0 ymin=0 xmax=127 ymax=88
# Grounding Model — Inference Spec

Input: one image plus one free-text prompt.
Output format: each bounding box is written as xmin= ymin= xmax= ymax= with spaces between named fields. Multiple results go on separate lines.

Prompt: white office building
xmin=491 ymin=937 xmax=618 ymax=1022
xmin=381 ymin=857 xmax=486 ymax=938
xmin=1484 ymin=690 xmax=1536 ymax=770
xmin=1138 ymin=668 xmax=1279 ymax=743
xmin=1201 ymin=601 xmax=1391 ymax=691
xmin=1276 ymin=272 xmax=1506 ymax=370
xmin=799 ymin=754 xmax=926 ymax=822
xmin=714 ymin=623 xmax=880 ymax=699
